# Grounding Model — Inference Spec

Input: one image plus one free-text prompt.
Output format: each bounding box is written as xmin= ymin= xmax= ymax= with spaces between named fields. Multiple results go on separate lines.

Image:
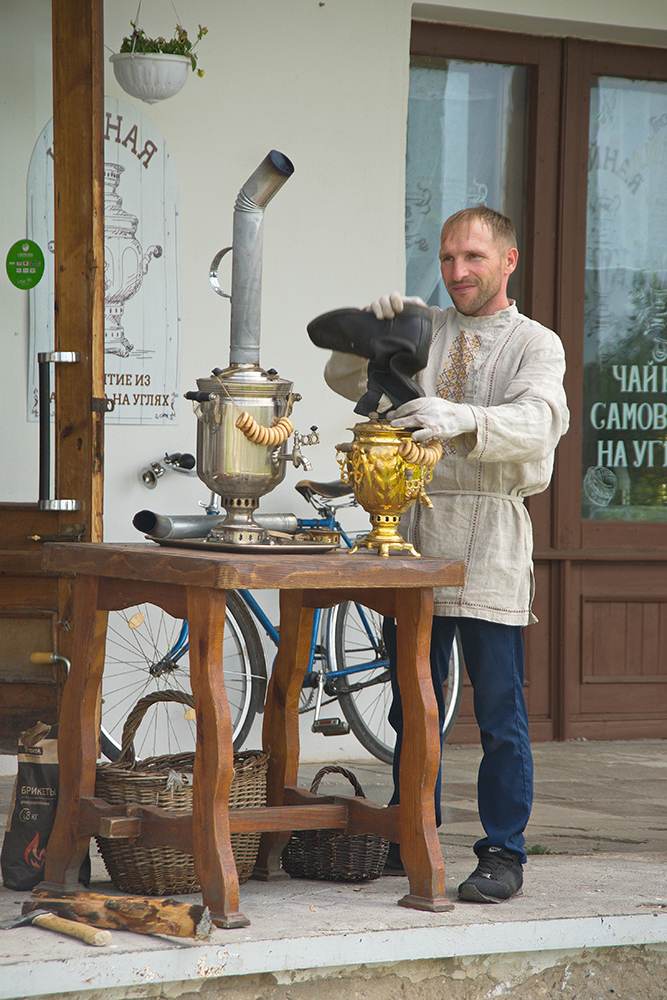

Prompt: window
xmin=582 ymin=76 xmax=667 ymax=521
xmin=406 ymin=57 xmax=528 ymax=309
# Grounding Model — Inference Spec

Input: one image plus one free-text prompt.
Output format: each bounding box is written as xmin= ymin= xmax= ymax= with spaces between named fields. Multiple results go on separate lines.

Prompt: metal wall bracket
xmin=92 ymin=396 xmax=116 ymax=413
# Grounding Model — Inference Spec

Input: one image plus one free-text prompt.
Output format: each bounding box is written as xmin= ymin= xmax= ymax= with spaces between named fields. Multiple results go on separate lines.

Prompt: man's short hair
xmin=441 ymin=206 xmax=517 ymax=253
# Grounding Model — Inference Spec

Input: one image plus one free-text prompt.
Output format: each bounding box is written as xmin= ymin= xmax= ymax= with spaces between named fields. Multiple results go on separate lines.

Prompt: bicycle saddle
xmin=306 ymin=303 xmax=433 ymax=416
xmin=295 ymin=479 xmax=354 ymax=503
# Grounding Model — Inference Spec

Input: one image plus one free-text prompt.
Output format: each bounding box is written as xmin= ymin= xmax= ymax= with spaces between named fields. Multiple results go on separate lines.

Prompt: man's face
xmin=439 ymin=219 xmax=518 ymax=317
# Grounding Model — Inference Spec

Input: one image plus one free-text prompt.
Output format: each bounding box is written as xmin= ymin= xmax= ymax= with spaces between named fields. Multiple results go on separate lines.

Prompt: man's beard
xmin=449 ymin=274 xmax=503 ymax=316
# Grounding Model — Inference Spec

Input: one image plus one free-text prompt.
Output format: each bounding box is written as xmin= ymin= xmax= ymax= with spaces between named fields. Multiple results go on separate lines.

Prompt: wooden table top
xmin=41 ymin=541 xmax=465 ymax=592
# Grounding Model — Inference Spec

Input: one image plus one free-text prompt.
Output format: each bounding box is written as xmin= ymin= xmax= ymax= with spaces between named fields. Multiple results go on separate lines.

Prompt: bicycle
xmin=99 ymin=477 xmax=464 ymax=764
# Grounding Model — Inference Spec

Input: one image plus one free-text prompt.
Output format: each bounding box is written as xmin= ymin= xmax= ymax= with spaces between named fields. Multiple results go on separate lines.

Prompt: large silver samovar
xmin=186 ymin=151 xmax=315 ymax=545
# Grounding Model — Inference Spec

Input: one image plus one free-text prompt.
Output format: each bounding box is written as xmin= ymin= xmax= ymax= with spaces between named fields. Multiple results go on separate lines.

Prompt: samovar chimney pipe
xmin=229 ymin=150 xmax=294 ymax=366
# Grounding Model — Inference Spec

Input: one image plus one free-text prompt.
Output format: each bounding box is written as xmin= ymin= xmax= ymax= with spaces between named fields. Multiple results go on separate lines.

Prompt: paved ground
xmin=0 ymin=739 xmax=665 ymax=999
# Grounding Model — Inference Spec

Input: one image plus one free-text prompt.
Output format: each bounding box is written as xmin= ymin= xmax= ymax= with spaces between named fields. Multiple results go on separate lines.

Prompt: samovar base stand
xmin=349 ymin=514 xmax=421 ymax=558
xmin=206 ymin=496 xmax=269 ymax=545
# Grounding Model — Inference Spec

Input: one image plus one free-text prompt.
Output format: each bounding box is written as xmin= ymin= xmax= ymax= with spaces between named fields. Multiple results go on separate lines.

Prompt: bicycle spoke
xmin=325 ymin=603 xmax=463 ymax=764
xmin=100 ymin=596 xmax=264 ymax=759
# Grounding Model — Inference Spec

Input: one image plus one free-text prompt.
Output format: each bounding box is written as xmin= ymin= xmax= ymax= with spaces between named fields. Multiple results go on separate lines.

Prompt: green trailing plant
xmin=119 ymin=21 xmax=208 ymax=77
xmin=526 ymin=843 xmax=567 ymax=855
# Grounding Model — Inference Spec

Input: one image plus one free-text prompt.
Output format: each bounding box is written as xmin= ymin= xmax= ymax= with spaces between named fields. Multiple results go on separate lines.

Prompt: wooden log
xmin=25 ymin=890 xmax=211 ymax=938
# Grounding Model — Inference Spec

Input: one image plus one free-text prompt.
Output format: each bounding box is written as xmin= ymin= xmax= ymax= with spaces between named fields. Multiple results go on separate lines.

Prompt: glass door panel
xmin=583 ymin=76 xmax=667 ymax=521
xmin=406 ymin=57 xmax=528 ymax=310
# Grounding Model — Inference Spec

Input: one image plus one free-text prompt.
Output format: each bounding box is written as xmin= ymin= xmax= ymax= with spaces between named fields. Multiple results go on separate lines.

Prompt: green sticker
xmin=6 ymin=239 xmax=45 ymax=289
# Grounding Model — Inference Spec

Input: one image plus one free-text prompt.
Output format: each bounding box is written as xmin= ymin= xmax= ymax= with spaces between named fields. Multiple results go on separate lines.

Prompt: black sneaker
xmin=458 ymin=848 xmax=523 ymax=902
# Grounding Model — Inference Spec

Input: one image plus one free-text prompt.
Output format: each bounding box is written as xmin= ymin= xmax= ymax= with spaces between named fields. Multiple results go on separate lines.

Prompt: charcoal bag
xmin=1 ymin=721 xmax=90 ymax=890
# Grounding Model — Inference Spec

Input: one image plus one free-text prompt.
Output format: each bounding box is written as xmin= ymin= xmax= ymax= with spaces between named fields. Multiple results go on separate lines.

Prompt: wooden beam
xmin=51 ymin=0 xmax=105 ymax=541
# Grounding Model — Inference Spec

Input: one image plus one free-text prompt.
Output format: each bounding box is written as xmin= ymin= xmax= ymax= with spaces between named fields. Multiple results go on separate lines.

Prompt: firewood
xmin=24 ymin=889 xmax=212 ymax=938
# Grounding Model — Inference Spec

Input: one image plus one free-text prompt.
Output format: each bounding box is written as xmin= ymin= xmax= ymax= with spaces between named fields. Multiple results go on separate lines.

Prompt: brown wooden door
xmin=0 ymin=0 xmax=105 ymax=751
xmin=554 ymin=38 xmax=667 ymax=739
xmin=411 ymin=23 xmax=667 ymax=743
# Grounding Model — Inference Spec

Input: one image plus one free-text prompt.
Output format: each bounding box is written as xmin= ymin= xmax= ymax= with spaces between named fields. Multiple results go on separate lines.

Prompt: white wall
xmin=2 ymin=0 xmax=416 ymax=763
xmin=99 ymin=0 xmax=413 ymax=545
xmin=4 ymin=0 xmax=666 ymax=525
xmin=100 ymin=1 xmax=409 ymax=762
xmin=2 ymin=0 xmax=666 ymax=763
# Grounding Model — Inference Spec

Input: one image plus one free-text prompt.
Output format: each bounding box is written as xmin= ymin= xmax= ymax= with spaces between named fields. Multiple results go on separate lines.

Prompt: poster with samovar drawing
xmin=27 ymin=97 xmax=180 ymax=425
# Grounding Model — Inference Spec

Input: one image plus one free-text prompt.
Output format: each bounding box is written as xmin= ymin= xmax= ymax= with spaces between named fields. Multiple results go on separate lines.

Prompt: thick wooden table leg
xmin=253 ymin=589 xmax=314 ymax=881
xmin=394 ymin=587 xmax=453 ymax=912
xmin=187 ymin=586 xmax=249 ymax=928
xmin=42 ymin=576 xmax=106 ymax=890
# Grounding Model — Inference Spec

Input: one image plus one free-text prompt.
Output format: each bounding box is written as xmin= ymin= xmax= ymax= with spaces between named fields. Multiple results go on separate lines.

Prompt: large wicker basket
xmin=281 ymin=765 xmax=389 ymax=882
xmin=95 ymin=690 xmax=268 ymax=895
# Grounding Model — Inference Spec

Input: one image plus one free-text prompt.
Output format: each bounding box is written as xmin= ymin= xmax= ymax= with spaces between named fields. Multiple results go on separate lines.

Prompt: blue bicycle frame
xmin=159 ymin=512 xmax=389 ymax=692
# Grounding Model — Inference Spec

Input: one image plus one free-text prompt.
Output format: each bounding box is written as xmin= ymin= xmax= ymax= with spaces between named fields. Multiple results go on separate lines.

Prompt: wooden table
xmin=40 ymin=542 xmax=464 ymax=927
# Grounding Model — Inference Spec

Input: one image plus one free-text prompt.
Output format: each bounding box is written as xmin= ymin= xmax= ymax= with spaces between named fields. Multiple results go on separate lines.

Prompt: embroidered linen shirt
xmin=324 ymin=303 xmax=569 ymax=626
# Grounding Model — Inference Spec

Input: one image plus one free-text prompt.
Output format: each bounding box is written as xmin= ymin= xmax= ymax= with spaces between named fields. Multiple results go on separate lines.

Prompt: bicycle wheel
xmin=326 ymin=603 xmax=463 ymax=764
xmin=100 ymin=590 xmax=265 ymax=759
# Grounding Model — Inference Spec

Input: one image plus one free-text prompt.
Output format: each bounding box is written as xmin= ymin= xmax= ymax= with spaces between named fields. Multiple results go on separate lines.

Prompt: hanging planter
xmin=110 ymin=52 xmax=191 ymax=104
xmin=110 ymin=19 xmax=208 ymax=105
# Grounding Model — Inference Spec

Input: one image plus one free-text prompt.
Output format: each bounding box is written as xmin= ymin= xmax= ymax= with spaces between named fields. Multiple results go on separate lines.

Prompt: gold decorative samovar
xmin=336 ymin=420 xmax=442 ymax=557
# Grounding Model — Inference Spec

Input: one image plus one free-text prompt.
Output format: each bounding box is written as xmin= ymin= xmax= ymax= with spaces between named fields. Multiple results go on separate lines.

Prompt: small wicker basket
xmin=281 ymin=765 xmax=389 ymax=882
xmin=95 ymin=689 xmax=268 ymax=895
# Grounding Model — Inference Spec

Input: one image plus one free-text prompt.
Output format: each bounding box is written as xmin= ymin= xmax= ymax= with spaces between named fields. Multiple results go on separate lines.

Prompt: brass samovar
xmin=336 ymin=420 xmax=441 ymax=557
xmin=308 ymin=302 xmax=441 ymax=557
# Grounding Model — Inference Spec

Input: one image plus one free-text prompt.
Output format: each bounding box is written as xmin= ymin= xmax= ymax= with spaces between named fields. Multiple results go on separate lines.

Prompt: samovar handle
xmin=209 ymin=247 xmax=233 ymax=299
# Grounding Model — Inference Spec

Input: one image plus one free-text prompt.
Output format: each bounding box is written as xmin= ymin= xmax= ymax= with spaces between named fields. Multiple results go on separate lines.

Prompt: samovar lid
xmin=197 ymin=364 xmax=293 ymax=395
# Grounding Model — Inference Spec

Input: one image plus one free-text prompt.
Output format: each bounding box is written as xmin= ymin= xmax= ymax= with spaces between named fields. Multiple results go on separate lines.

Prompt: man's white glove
xmin=389 ymin=397 xmax=477 ymax=443
xmin=369 ymin=292 xmax=427 ymax=320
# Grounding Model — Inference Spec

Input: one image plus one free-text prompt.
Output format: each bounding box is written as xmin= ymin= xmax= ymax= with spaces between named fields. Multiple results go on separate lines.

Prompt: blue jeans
xmin=384 ymin=615 xmax=533 ymax=864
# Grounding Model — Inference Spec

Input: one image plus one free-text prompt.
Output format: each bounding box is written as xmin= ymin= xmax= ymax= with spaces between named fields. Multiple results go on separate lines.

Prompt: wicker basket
xmin=281 ymin=765 xmax=389 ymax=882
xmin=95 ymin=690 xmax=268 ymax=895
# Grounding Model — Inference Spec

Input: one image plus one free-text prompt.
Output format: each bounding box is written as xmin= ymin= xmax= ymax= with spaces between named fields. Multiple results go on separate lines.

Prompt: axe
xmin=25 ymin=889 xmax=213 ymax=938
xmin=1 ymin=909 xmax=112 ymax=946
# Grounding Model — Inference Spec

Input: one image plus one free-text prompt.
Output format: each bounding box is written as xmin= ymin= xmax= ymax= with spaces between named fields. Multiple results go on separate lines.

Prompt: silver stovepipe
xmin=190 ymin=150 xmax=314 ymax=546
xmin=133 ymin=509 xmax=299 ymax=540
xmin=229 ymin=150 xmax=294 ymax=366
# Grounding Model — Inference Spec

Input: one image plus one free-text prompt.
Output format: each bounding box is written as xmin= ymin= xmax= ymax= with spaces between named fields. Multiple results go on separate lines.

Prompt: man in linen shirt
xmin=324 ymin=206 xmax=569 ymax=902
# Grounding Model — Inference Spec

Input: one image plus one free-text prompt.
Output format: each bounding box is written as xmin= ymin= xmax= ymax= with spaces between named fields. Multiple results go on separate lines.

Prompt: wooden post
xmin=51 ymin=0 xmax=105 ymax=542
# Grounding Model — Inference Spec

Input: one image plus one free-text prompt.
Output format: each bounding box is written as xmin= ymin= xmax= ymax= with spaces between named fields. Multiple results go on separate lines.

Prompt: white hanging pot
xmin=110 ymin=52 xmax=190 ymax=104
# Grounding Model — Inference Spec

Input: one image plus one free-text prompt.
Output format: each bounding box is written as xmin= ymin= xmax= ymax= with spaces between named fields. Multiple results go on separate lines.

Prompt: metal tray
xmin=152 ymin=537 xmax=341 ymax=555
